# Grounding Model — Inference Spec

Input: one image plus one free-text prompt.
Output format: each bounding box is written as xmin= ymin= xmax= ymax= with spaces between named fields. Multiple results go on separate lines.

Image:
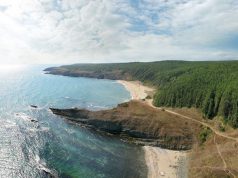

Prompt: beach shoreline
xmin=144 ymin=146 xmax=188 ymax=178
xmin=117 ymin=80 xmax=188 ymax=178
xmin=117 ymin=80 xmax=155 ymax=100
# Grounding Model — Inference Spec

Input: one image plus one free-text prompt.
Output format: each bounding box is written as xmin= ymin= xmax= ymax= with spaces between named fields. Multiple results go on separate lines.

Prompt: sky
xmin=0 ymin=0 xmax=237 ymax=64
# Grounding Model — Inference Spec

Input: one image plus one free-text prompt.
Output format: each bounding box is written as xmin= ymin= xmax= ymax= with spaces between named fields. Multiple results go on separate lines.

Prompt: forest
xmin=46 ymin=61 xmax=238 ymax=128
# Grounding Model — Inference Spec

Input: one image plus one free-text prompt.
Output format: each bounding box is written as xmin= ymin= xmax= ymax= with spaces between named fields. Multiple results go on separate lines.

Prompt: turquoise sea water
xmin=0 ymin=66 xmax=147 ymax=178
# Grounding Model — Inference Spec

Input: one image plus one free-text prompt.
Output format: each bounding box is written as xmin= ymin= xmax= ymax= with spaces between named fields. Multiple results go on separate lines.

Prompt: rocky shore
xmin=50 ymin=100 xmax=196 ymax=150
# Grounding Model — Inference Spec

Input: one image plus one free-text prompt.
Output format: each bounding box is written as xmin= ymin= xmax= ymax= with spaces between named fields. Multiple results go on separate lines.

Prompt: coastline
xmin=144 ymin=146 xmax=188 ymax=178
xmin=117 ymin=80 xmax=188 ymax=178
xmin=117 ymin=80 xmax=155 ymax=100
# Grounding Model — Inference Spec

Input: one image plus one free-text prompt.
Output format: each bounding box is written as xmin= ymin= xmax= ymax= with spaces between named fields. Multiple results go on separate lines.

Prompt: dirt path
xmin=163 ymin=108 xmax=238 ymax=142
xmin=214 ymin=136 xmax=227 ymax=169
xmin=213 ymin=135 xmax=236 ymax=178
xmin=146 ymin=100 xmax=238 ymax=177
xmin=146 ymin=100 xmax=238 ymax=143
xmin=118 ymin=80 xmax=237 ymax=143
xmin=148 ymin=101 xmax=238 ymax=177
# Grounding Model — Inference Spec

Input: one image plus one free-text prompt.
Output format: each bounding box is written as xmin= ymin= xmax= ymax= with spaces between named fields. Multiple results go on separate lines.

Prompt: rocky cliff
xmin=50 ymin=101 xmax=200 ymax=150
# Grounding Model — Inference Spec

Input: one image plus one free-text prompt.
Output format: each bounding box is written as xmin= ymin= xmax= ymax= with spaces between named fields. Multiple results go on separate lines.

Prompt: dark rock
xmin=30 ymin=105 xmax=38 ymax=108
xmin=31 ymin=119 xmax=38 ymax=123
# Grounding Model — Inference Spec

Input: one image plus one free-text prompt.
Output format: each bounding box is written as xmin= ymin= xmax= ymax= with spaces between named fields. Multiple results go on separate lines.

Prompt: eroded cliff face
xmin=50 ymin=101 xmax=200 ymax=150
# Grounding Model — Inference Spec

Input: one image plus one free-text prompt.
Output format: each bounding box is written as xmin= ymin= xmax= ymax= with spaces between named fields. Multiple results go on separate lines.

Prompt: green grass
xmin=199 ymin=127 xmax=212 ymax=144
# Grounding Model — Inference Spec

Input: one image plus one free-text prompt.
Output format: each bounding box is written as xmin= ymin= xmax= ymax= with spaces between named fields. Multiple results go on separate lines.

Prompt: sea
xmin=0 ymin=65 xmax=147 ymax=178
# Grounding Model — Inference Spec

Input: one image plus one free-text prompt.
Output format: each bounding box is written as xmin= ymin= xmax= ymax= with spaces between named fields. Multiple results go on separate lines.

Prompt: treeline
xmin=48 ymin=61 xmax=238 ymax=128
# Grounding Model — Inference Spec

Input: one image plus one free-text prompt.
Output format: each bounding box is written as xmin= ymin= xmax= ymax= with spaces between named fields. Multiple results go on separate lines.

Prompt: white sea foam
xmin=39 ymin=126 xmax=50 ymax=132
xmin=65 ymin=128 xmax=75 ymax=134
xmin=15 ymin=112 xmax=38 ymax=123
xmin=15 ymin=112 xmax=31 ymax=121
xmin=35 ymin=154 xmax=58 ymax=178
xmin=4 ymin=120 xmax=17 ymax=128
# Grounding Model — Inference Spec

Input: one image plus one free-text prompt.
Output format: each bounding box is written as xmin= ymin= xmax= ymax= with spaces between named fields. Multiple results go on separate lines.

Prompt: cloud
xmin=0 ymin=0 xmax=237 ymax=64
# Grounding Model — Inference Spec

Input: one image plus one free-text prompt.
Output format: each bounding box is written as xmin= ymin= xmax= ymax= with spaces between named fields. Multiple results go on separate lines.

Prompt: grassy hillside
xmin=45 ymin=61 xmax=238 ymax=128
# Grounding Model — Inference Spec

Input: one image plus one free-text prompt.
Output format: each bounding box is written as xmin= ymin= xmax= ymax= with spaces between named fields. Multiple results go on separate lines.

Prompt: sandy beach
xmin=117 ymin=80 xmax=155 ymax=100
xmin=144 ymin=146 xmax=188 ymax=178
xmin=118 ymin=80 xmax=188 ymax=178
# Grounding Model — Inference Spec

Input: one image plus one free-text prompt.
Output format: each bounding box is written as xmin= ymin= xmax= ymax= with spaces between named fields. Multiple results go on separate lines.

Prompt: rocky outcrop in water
xmin=30 ymin=105 xmax=38 ymax=108
xmin=50 ymin=101 xmax=199 ymax=150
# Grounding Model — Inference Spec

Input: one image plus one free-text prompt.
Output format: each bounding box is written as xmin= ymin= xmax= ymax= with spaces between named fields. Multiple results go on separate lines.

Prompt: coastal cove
xmin=1 ymin=1 xmax=237 ymax=177
xmin=44 ymin=63 xmax=238 ymax=178
xmin=49 ymin=78 xmax=190 ymax=178
xmin=0 ymin=66 xmax=150 ymax=178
